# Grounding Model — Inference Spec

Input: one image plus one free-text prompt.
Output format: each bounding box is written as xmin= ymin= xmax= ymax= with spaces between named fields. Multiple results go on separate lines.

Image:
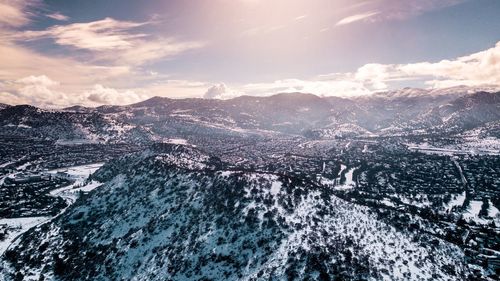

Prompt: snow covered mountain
xmin=0 ymin=89 xmax=498 ymax=142
xmin=422 ymin=91 xmax=500 ymax=133
xmin=3 ymin=144 xmax=467 ymax=280
xmin=0 ymin=105 xmax=153 ymax=144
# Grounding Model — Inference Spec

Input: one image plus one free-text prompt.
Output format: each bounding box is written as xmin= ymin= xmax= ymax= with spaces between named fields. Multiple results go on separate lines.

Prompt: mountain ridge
xmin=0 ymin=90 xmax=498 ymax=142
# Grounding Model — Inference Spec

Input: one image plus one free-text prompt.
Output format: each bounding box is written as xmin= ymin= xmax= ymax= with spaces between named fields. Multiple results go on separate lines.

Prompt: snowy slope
xmin=3 ymin=145 xmax=467 ymax=280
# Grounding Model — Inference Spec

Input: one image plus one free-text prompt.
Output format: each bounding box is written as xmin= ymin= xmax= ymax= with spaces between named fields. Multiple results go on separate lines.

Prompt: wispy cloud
xmin=115 ymin=39 xmax=206 ymax=66
xmin=0 ymin=41 xmax=130 ymax=84
xmin=294 ymin=15 xmax=307 ymax=21
xmin=17 ymin=18 xmax=148 ymax=51
xmin=13 ymin=17 xmax=205 ymax=66
xmin=46 ymin=12 xmax=69 ymax=21
xmin=343 ymin=0 xmax=467 ymax=24
xmin=335 ymin=0 xmax=467 ymax=26
xmin=376 ymin=0 xmax=467 ymax=20
xmin=0 ymin=2 xmax=207 ymax=107
xmin=0 ymin=0 xmax=39 ymax=28
xmin=336 ymin=11 xmax=379 ymax=26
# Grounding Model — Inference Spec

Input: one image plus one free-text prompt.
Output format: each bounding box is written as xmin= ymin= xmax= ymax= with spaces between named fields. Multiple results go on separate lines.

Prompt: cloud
xmin=236 ymin=40 xmax=500 ymax=97
xmin=115 ymin=39 xmax=206 ymax=66
xmin=294 ymin=15 xmax=307 ymax=21
xmin=0 ymin=0 xmax=39 ymax=28
xmin=0 ymin=77 xmax=150 ymax=107
xmin=16 ymin=75 xmax=59 ymax=87
xmin=4 ymin=40 xmax=498 ymax=107
xmin=204 ymin=83 xmax=242 ymax=99
xmin=84 ymin=84 xmax=148 ymax=105
xmin=0 ymin=41 xmax=131 ymax=86
xmin=46 ymin=12 xmax=69 ymax=21
xmin=0 ymin=77 xmax=216 ymax=107
xmin=14 ymin=17 xmax=205 ymax=66
xmin=0 ymin=5 xmax=148 ymax=107
xmin=0 ymin=0 xmax=494 ymax=107
xmin=0 ymin=5 xmax=134 ymax=90
xmin=241 ymin=77 xmax=371 ymax=98
xmin=0 ymin=75 xmax=70 ymax=107
xmin=337 ymin=0 xmax=467 ymax=25
xmin=1 ymin=75 xmax=142 ymax=108
xmin=375 ymin=0 xmax=466 ymax=20
xmin=354 ymin=64 xmax=400 ymax=90
xmin=354 ymin=41 xmax=500 ymax=89
xmin=17 ymin=17 xmax=148 ymax=51
xmin=336 ymin=11 xmax=379 ymax=26
xmin=0 ymin=2 xmax=207 ymax=107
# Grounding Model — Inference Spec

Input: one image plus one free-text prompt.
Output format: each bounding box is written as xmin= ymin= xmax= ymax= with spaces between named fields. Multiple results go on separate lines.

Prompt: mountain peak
xmin=130 ymin=96 xmax=172 ymax=107
xmin=62 ymin=105 xmax=95 ymax=113
xmin=269 ymin=92 xmax=322 ymax=100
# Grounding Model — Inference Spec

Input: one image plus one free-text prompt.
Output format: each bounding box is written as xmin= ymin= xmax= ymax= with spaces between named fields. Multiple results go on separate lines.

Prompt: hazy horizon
xmin=3 ymin=84 xmax=500 ymax=110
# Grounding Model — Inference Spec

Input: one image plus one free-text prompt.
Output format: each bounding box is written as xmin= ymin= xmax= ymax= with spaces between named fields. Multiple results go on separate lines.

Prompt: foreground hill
xmin=4 ymin=144 xmax=467 ymax=280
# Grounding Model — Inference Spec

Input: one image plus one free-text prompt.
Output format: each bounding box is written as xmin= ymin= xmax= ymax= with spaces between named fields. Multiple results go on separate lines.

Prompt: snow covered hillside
xmin=3 ymin=144 xmax=467 ymax=280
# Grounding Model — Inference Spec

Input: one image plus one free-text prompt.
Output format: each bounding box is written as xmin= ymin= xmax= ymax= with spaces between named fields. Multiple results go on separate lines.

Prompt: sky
xmin=0 ymin=0 xmax=499 ymax=107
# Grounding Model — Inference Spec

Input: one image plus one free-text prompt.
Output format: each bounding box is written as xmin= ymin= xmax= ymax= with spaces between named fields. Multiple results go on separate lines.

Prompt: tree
xmin=478 ymin=198 xmax=490 ymax=218
xmin=53 ymin=254 xmax=68 ymax=276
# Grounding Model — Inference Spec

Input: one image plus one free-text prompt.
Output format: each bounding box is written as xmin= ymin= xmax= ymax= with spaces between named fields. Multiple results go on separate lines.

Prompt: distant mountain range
xmin=0 ymin=88 xmax=499 ymax=142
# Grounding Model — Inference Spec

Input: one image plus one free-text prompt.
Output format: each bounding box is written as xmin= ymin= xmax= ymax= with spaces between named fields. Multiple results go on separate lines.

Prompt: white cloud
xmin=0 ymin=41 xmax=132 ymax=87
xmin=0 ymin=73 xmax=213 ymax=107
xmin=46 ymin=12 xmax=69 ymax=21
xmin=241 ymin=78 xmax=371 ymax=98
xmin=204 ymin=83 xmax=242 ymax=99
xmin=354 ymin=41 xmax=500 ymax=90
xmin=336 ymin=11 xmax=379 ymax=26
xmin=236 ymin=41 xmax=500 ymax=97
xmin=1 ymin=75 xmax=71 ymax=107
xmin=355 ymin=64 xmax=394 ymax=89
xmin=16 ymin=75 xmax=59 ymax=87
xmin=0 ymin=91 xmax=33 ymax=105
xmin=0 ymin=3 xmax=214 ymax=106
xmin=84 ymin=84 xmax=148 ymax=105
xmin=0 ymin=0 xmax=39 ymax=28
xmin=116 ymin=39 xmax=206 ymax=66
xmin=336 ymin=0 xmax=467 ymax=26
xmin=376 ymin=0 xmax=466 ymax=20
xmin=18 ymin=17 xmax=148 ymax=51
xmin=294 ymin=15 xmax=307 ymax=21
xmin=14 ymin=17 xmax=206 ymax=66
xmin=1 ymin=78 xmax=150 ymax=107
